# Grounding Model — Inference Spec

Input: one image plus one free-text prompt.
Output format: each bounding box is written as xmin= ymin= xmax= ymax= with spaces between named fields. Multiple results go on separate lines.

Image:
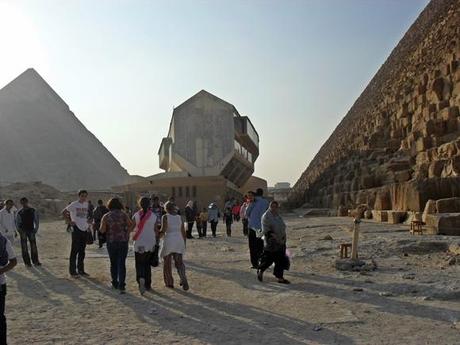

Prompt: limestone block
xmin=364 ymin=210 xmax=373 ymax=219
xmin=404 ymin=211 xmax=423 ymax=224
xmin=436 ymin=197 xmax=460 ymax=213
xmin=374 ymin=190 xmax=391 ymax=210
xmin=395 ymin=170 xmax=411 ymax=183
xmin=432 ymin=78 xmax=444 ymax=101
xmin=422 ymin=199 xmax=437 ymax=223
xmin=437 ymin=142 xmax=458 ymax=159
xmin=416 ymin=137 xmax=432 ymax=152
xmin=372 ymin=210 xmax=388 ymax=222
xmin=428 ymin=160 xmax=445 ymax=178
xmin=425 ymin=213 xmax=460 ymax=236
xmin=337 ymin=205 xmax=348 ymax=217
xmin=387 ymin=211 xmax=407 ymax=224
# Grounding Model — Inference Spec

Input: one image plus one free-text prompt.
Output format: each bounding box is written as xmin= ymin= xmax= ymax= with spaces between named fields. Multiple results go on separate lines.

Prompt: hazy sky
xmin=0 ymin=0 xmax=429 ymax=186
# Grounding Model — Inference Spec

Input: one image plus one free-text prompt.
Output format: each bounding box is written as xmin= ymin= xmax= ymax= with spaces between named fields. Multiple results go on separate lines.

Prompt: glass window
xmin=186 ymin=186 xmax=190 ymax=198
xmin=192 ymin=186 xmax=197 ymax=197
xmin=178 ymin=187 xmax=183 ymax=197
xmin=172 ymin=187 xmax=176 ymax=197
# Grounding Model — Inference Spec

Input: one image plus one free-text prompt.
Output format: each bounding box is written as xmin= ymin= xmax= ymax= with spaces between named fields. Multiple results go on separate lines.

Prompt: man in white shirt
xmin=0 ymin=200 xmax=17 ymax=244
xmin=0 ymin=233 xmax=17 ymax=345
xmin=63 ymin=190 xmax=91 ymax=277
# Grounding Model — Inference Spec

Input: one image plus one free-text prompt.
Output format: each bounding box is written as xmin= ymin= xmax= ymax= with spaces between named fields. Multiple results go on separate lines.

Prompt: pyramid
xmin=0 ymin=68 xmax=131 ymax=191
xmin=289 ymin=0 xmax=460 ymax=212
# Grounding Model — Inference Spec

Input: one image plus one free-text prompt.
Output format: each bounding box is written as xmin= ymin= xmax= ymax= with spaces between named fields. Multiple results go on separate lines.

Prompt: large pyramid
xmin=289 ymin=0 xmax=460 ymax=212
xmin=0 ymin=68 xmax=131 ymax=191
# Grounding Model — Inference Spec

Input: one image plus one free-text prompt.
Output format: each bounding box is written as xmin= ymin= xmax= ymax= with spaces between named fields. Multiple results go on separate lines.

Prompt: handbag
xmin=86 ymin=231 xmax=94 ymax=245
xmin=150 ymin=244 xmax=160 ymax=267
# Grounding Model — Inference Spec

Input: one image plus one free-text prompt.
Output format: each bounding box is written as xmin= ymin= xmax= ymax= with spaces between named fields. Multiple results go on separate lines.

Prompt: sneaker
xmin=79 ymin=272 xmax=90 ymax=277
xmin=33 ymin=262 xmax=42 ymax=267
xmin=70 ymin=273 xmax=79 ymax=278
xmin=257 ymin=269 xmax=264 ymax=282
xmin=277 ymin=278 xmax=291 ymax=284
xmin=180 ymin=280 xmax=189 ymax=291
xmin=139 ymin=278 xmax=146 ymax=295
xmin=119 ymin=289 xmax=126 ymax=295
xmin=25 ymin=263 xmax=32 ymax=267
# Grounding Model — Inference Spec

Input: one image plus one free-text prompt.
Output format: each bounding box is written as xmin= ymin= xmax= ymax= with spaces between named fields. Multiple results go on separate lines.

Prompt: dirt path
xmin=5 ymin=217 xmax=460 ymax=344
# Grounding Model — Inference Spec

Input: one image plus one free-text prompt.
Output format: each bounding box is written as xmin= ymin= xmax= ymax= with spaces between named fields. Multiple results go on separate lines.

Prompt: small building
xmin=115 ymin=90 xmax=265 ymax=210
xmin=268 ymin=182 xmax=291 ymax=203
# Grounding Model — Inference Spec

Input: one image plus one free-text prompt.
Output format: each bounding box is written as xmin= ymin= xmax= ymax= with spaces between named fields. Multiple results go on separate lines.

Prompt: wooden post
xmin=351 ymin=218 xmax=360 ymax=260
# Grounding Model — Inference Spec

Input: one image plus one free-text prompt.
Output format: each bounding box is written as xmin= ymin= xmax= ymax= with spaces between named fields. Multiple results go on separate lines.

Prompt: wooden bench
xmin=339 ymin=243 xmax=352 ymax=258
xmin=410 ymin=220 xmax=424 ymax=235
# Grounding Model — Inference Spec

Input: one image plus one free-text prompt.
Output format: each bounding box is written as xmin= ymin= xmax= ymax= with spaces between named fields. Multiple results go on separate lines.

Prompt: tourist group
xmin=0 ymin=187 xmax=289 ymax=345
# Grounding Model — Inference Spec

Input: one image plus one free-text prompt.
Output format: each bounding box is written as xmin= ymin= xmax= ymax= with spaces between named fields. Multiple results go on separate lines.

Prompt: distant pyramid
xmin=0 ymin=68 xmax=131 ymax=191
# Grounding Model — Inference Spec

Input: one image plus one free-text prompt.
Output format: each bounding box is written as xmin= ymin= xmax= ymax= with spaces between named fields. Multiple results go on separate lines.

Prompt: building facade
xmin=116 ymin=90 xmax=265 ymax=210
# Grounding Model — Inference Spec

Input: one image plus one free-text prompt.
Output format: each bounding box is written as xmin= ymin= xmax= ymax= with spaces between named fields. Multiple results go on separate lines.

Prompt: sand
xmin=5 ymin=215 xmax=460 ymax=344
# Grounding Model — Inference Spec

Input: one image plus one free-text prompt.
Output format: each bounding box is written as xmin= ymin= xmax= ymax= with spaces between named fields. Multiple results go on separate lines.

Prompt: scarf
xmin=133 ymin=209 xmax=152 ymax=241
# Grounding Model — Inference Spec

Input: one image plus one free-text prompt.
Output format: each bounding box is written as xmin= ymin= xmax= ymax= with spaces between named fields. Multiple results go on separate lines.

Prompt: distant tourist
xmin=198 ymin=208 xmax=208 ymax=237
xmin=150 ymin=195 xmax=163 ymax=254
xmin=87 ymin=200 xmax=95 ymax=221
xmin=223 ymin=207 xmax=233 ymax=237
xmin=207 ymin=202 xmax=220 ymax=238
xmin=99 ymin=198 xmax=134 ymax=294
xmin=0 ymin=232 xmax=17 ymax=345
xmin=246 ymin=189 xmax=269 ymax=269
xmin=184 ymin=201 xmax=196 ymax=239
xmin=232 ymin=202 xmax=241 ymax=222
xmin=159 ymin=201 xmax=189 ymax=290
xmin=240 ymin=196 xmax=250 ymax=237
xmin=257 ymin=201 xmax=290 ymax=284
xmin=92 ymin=200 xmax=109 ymax=248
xmin=63 ymin=190 xmax=92 ymax=277
xmin=0 ymin=200 xmax=17 ymax=244
xmin=16 ymin=197 xmax=41 ymax=266
xmin=125 ymin=206 xmax=133 ymax=219
xmin=132 ymin=197 xmax=158 ymax=295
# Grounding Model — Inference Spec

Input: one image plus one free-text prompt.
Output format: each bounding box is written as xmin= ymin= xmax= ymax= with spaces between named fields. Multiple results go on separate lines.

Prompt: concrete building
xmin=115 ymin=90 xmax=265 ymax=210
xmin=268 ymin=182 xmax=292 ymax=203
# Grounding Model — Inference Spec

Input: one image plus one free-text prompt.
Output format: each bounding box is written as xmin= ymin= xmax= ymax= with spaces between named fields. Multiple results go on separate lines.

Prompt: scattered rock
xmin=402 ymin=273 xmax=416 ymax=280
xmin=313 ymin=325 xmax=323 ymax=332
xmin=379 ymin=292 xmax=394 ymax=297
xmin=447 ymin=256 xmax=457 ymax=265
xmin=321 ymin=235 xmax=333 ymax=241
xmin=353 ymin=287 xmax=364 ymax=292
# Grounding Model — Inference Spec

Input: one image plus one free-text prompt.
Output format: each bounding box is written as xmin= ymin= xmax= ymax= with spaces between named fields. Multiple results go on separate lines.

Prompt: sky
xmin=0 ymin=0 xmax=429 ymax=186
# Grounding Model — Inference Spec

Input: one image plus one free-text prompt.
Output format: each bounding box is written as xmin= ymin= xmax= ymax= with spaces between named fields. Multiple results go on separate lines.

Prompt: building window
xmin=186 ymin=186 xmax=190 ymax=198
xmin=192 ymin=186 xmax=197 ymax=197
xmin=172 ymin=187 xmax=176 ymax=197
xmin=178 ymin=187 xmax=183 ymax=197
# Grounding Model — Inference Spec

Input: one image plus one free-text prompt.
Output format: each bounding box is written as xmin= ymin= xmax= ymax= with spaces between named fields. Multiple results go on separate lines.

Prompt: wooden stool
xmin=340 ymin=243 xmax=352 ymax=258
xmin=410 ymin=220 xmax=423 ymax=235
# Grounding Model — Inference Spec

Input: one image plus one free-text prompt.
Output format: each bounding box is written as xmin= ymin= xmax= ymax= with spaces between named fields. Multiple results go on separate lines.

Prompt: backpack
xmin=0 ymin=234 xmax=9 ymax=266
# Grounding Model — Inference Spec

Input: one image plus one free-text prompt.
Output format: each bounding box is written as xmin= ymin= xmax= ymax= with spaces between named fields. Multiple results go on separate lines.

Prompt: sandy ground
xmin=4 ymin=215 xmax=460 ymax=345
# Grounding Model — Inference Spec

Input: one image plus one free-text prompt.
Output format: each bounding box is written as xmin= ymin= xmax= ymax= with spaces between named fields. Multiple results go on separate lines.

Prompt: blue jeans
xmin=106 ymin=241 xmax=128 ymax=289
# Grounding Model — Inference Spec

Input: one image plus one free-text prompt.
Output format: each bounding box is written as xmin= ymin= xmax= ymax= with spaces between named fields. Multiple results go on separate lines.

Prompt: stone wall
xmin=290 ymin=0 xmax=460 ymax=212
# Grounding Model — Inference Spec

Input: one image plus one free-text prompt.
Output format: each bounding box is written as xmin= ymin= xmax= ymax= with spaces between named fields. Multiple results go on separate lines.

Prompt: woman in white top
xmin=132 ymin=197 xmax=158 ymax=295
xmin=159 ymin=201 xmax=188 ymax=290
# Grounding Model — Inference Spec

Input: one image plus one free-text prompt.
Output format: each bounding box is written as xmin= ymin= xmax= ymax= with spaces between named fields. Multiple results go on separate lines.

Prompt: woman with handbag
xmin=99 ymin=198 xmax=134 ymax=294
xmin=132 ymin=197 xmax=158 ymax=295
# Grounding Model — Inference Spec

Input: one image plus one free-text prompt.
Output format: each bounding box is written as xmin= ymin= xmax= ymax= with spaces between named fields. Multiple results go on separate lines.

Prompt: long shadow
xmin=8 ymin=270 xmax=63 ymax=307
xmin=78 ymin=277 xmax=354 ymax=345
xmin=11 ymin=266 xmax=86 ymax=305
xmin=188 ymin=262 xmax=460 ymax=323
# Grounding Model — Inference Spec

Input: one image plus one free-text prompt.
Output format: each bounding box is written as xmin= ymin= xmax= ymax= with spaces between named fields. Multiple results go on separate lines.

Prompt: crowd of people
xmin=0 ymin=187 xmax=289 ymax=344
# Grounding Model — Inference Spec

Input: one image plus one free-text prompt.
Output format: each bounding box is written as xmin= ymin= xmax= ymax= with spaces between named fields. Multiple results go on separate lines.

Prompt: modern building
xmin=268 ymin=182 xmax=292 ymax=203
xmin=115 ymin=90 xmax=265 ymax=210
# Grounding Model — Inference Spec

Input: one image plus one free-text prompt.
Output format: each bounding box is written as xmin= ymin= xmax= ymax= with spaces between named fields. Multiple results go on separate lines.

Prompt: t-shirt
xmin=133 ymin=211 xmax=157 ymax=252
xmin=0 ymin=238 xmax=16 ymax=285
xmin=66 ymin=201 xmax=89 ymax=231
